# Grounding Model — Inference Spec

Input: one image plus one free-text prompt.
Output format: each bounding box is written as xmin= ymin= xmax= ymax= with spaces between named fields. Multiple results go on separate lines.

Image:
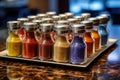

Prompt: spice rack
xmin=0 ymin=39 xmax=117 ymax=68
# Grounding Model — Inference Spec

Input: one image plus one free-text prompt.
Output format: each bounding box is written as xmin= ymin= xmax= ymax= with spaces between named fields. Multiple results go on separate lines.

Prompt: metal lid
xmin=37 ymin=13 xmax=47 ymax=19
xmin=32 ymin=20 xmax=42 ymax=28
xmin=40 ymin=23 xmax=54 ymax=32
xmin=74 ymin=16 xmax=83 ymax=22
xmin=67 ymin=18 xmax=78 ymax=25
xmin=27 ymin=15 xmax=37 ymax=21
xmin=54 ymin=24 xmax=69 ymax=33
xmin=65 ymin=12 xmax=74 ymax=18
xmin=46 ymin=11 xmax=56 ymax=17
xmin=97 ymin=16 xmax=108 ymax=24
xmin=81 ymin=20 xmax=93 ymax=29
xmin=57 ymin=20 xmax=69 ymax=25
xmin=7 ymin=21 xmax=20 ymax=30
xmin=41 ymin=18 xmax=53 ymax=23
xmin=81 ymin=13 xmax=91 ymax=20
xmin=52 ymin=16 xmax=60 ymax=21
xmin=71 ymin=24 xmax=85 ymax=33
xmin=59 ymin=14 xmax=67 ymax=20
xmin=23 ymin=22 xmax=37 ymax=31
xmin=88 ymin=17 xmax=99 ymax=26
xmin=17 ymin=18 xmax=28 ymax=27
xmin=100 ymin=14 xmax=110 ymax=21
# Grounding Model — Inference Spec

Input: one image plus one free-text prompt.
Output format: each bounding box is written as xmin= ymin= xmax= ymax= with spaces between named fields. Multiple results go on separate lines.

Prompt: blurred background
xmin=0 ymin=0 xmax=120 ymax=29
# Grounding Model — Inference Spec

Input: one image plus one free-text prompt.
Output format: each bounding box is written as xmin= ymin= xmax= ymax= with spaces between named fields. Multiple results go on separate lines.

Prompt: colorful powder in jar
xmin=70 ymin=24 xmax=86 ymax=64
xmin=7 ymin=21 xmax=22 ymax=57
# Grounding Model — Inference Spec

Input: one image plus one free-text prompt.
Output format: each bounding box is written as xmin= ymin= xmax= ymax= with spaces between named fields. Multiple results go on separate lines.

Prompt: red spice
xmin=18 ymin=28 xmax=24 ymax=40
xmin=38 ymin=32 xmax=53 ymax=60
xmin=23 ymin=31 xmax=38 ymax=58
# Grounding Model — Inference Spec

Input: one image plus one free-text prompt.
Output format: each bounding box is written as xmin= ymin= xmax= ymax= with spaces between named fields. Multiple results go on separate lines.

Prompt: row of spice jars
xmin=6 ymin=12 xmax=110 ymax=64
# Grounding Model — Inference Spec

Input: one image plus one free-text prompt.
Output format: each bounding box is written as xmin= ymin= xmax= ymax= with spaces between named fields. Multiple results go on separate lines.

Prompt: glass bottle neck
xmin=85 ymin=31 xmax=92 ymax=38
xmin=72 ymin=33 xmax=84 ymax=43
xmin=41 ymin=32 xmax=52 ymax=40
xmin=100 ymin=23 xmax=108 ymax=28
xmin=56 ymin=33 xmax=67 ymax=42
xmin=25 ymin=31 xmax=35 ymax=39
xmin=9 ymin=31 xmax=19 ymax=38
xmin=93 ymin=25 xmax=99 ymax=31
xmin=73 ymin=33 xmax=84 ymax=38
xmin=86 ymin=29 xmax=92 ymax=32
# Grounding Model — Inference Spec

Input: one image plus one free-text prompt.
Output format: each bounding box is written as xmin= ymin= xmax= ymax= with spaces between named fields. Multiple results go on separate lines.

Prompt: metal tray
xmin=0 ymin=39 xmax=118 ymax=68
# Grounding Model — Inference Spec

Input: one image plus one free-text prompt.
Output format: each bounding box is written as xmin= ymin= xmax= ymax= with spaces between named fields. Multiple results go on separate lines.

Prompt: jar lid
xmin=97 ymin=16 xmax=108 ymax=24
xmin=27 ymin=15 xmax=37 ymax=21
xmin=71 ymin=24 xmax=85 ymax=33
xmin=41 ymin=18 xmax=53 ymax=23
xmin=46 ymin=11 xmax=56 ymax=17
xmin=17 ymin=18 xmax=28 ymax=27
xmin=40 ymin=23 xmax=54 ymax=32
xmin=100 ymin=14 xmax=110 ymax=21
xmin=37 ymin=13 xmax=47 ymax=19
xmin=81 ymin=20 xmax=93 ymax=29
xmin=57 ymin=20 xmax=69 ymax=25
xmin=52 ymin=16 xmax=60 ymax=21
xmin=32 ymin=20 xmax=42 ymax=28
xmin=88 ymin=17 xmax=99 ymax=26
xmin=7 ymin=21 xmax=20 ymax=30
xmin=59 ymin=14 xmax=67 ymax=20
xmin=74 ymin=16 xmax=83 ymax=22
xmin=81 ymin=13 xmax=91 ymax=20
xmin=67 ymin=18 xmax=78 ymax=25
xmin=23 ymin=22 xmax=37 ymax=31
xmin=65 ymin=12 xmax=74 ymax=18
xmin=54 ymin=24 xmax=69 ymax=33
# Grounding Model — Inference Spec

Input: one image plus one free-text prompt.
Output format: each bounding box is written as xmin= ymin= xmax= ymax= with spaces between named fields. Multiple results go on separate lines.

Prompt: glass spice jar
xmin=74 ymin=16 xmax=83 ymax=23
xmin=46 ymin=11 xmax=56 ymax=18
xmin=53 ymin=24 xmax=70 ymax=62
xmin=41 ymin=18 xmax=55 ymax=42
xmin=89 ymin=17 xmax=101 ymax=50
xmin=57 ymin=20 xmax=69 ymax=25
xmin=41 ymin=18 xmax=53 ymax=23
xmin=81 ymin=13 xmax=91 ymax=20
xmin=70 ymin=24 xmax=87 ymax=64
xmin=32 ymin=20 xmax=42 ymax=29
xmin=37 ymin=13 xmax=47 ymax=19
xmin=32 ymin=19 xmax=42 ymax=39
xmin=100 ymin=14 xmax=111 ymax=26
xmin=59 ymin=14 xmax=67 ymax=20
xmin=38 ymin=23 xmax=54 ymax=60
xmin=23 ymin=22 xmax=38 ymax=58
xmin=52 ymin=15 xmax=60 ymax=24
xmin=17 ymin=18 xmax=28 ymax=40
xmin=100 ymin=14 xmax=110 ymax=22
xmin=27 ymin=15 xmax=37 ymax=21
xmin=97 ymin=16 xmax=109 ymax=47
xmin=67 ymin=18 xmax=79 ymax=43
xmin=81 ymin=20 xmax=95 ymax=57
xmin=67 ymin=18 xmax=79 ymax=25
xmin=65 ymin=12 xmax=74 ymax=19
xmin=7 ymin=21 xmax=22 ymax=57
xmin=57 ymin=20 xmax=71 ymax=43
